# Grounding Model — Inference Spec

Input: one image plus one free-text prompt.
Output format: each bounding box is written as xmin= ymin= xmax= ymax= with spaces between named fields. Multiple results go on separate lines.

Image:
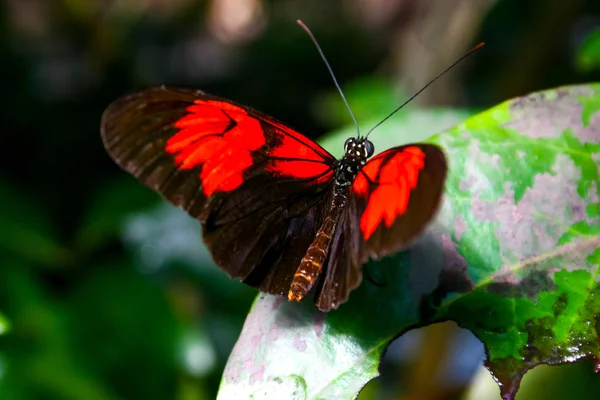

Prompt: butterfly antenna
xmin=364 ymin=42 xmax=485 ymax=140
xmin=297 ymin=20 xmax=361 ymax=139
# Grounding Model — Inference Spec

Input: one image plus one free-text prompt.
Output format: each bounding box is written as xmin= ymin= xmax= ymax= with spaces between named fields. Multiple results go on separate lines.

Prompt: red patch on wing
xmin=166 ymin=100 xmax=265 ymax=196
xmin=353 ymin=146 xmax=426 ymax=240
xmin=265 ymin=120 xmax=333 ymax=183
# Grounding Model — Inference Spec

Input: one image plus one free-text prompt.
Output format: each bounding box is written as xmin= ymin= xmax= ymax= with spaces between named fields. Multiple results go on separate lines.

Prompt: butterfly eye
xmin=364 ymin=140 xmax=374 ymax=158
xmin=344 ymin=138 xmax=354 ymax=152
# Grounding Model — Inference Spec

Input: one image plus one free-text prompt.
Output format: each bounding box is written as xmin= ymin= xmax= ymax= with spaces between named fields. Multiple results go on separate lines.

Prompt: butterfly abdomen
xmin=288 ymin=204 xmax=343 ymax=302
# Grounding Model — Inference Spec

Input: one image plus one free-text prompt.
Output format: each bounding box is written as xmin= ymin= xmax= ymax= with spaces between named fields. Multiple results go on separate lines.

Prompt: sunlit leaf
xmin=312 ymin=77 xmax=402 ymax=127
xmin=218 ymin=83 xmax=600 ymax=400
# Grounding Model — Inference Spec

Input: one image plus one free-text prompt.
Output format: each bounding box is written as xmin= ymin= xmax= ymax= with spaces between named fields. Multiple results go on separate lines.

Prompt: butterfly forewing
xmin=101 ymin=86 xmax=338 ymax=295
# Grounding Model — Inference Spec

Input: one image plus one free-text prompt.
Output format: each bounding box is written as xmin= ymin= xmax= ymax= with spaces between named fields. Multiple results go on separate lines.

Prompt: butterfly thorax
xmin=288 ymin=137 xmax=374 ymax=304
xmin=332 ymin=137 xmax=374 ymax=198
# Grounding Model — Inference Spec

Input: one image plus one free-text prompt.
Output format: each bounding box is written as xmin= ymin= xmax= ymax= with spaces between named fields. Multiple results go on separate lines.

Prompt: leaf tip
xmin=594 ymin=357 xmax=600 ymax=374
xmin=499 ymin=381 xmax=520 ymax=400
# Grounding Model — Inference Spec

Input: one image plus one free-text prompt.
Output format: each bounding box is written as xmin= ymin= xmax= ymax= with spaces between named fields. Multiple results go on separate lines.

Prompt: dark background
xmin=1 ymin=0 xmax=599 ymax=399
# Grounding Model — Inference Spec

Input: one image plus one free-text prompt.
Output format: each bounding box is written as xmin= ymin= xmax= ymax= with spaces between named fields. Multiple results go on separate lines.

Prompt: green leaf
xmin=218 ymin=83 xmax=600 ymax=400
xmin=312 ymin=76 xmax=477 ymax=138
xmin=67 ymin=260 xmax=182 ymax=399
xmin=576 ymin=27 xmax=600 ymax=73
xmin=0 ymin=256 xmax=181 ymax=399
xmin=0 ymin=259 xmax=121 ymax=400
xmin=0 ymin=311 xmax=10 ymax=335
xmin=75 ymin=177 xmax=161 ymax=254
xmin=312 ymin=77 xmax=403 ymax=127
xmin=0 ymin=180 xmax=68 ymax=267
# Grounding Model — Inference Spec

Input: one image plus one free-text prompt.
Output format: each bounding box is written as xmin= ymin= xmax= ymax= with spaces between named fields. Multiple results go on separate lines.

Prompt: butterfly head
xmin=344 ymin=137 xmax=374 ymax=164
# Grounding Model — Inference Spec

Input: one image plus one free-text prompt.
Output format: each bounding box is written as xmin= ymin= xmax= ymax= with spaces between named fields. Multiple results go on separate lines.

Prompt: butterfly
xmin=100 ymin=86 xmax=447 ymax=311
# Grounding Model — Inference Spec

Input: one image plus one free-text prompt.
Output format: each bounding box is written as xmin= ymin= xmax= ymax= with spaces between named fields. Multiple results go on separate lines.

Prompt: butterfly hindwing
xmin=314 ymin=144 xmax=446 ymax=310
xmin=201 ymin=173 xmax=332 ymax=296
xmin=101 ymin=86 xmax=337 ymax=295
xmin=314 ymin=193 xmax=366 ymax=311
xmin=351 ymin=143 xmax=447 ymax=256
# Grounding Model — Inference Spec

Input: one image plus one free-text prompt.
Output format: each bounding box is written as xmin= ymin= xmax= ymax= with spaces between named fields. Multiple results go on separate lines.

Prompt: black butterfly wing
xmin=101 ymin=86 xmax=337 ymax=295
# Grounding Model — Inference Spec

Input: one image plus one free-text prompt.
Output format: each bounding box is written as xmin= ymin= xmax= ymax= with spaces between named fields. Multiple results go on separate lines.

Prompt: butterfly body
xmin=101 ymin=86 xmax=447 ymax=311
xmin=288 ymin=137 xmax=373 ymax=302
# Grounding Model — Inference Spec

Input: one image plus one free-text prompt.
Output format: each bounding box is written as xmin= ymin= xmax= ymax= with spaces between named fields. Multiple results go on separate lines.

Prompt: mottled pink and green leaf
xmin=218 ymin=83 xmax=600 ymax=400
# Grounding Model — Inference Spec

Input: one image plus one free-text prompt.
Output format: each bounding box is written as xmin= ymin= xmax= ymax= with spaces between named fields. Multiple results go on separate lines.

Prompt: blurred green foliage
xmin=0 ymin=312 xmax=9 ymax=335
xmin=577 ymin=27 xmax=600 ymax=72
xmin=0 ymin=0 xmax=599 ymax=399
